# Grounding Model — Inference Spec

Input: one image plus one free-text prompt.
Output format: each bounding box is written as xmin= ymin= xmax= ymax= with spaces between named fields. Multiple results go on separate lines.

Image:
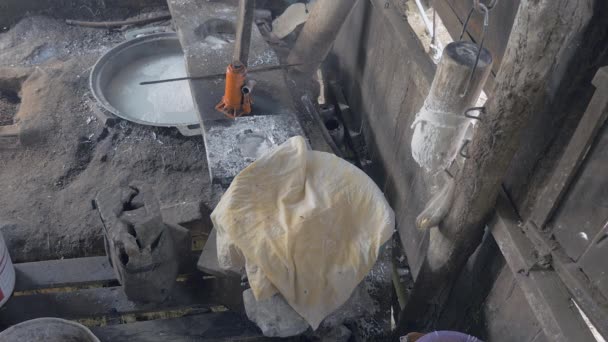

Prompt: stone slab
xmin=168 ymin=0 xmax=306 ymax=185
xmin=167 ymin=0 xmax=293 ymax=123
xmin=198 ymin=228 xmax=242 ymax=278
xmin=203 ymin=113 xmax=305 ymax=185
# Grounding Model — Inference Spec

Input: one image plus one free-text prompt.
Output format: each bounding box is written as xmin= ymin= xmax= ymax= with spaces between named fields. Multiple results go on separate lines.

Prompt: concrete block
xmin=95 ymin=183 xmax=191 ymax=303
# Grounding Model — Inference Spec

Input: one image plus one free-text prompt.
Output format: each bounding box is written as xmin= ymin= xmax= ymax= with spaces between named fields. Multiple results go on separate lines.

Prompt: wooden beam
xmin=13 ymin=254 xmax=201 ymax=293
xmin=233 ymin=0 xmax=255 ymax=66
xmin=397 ymin=0 xmax=595 ymax=333
xmin=0 ymin=281 xmax=215 ymax=327
xmin=490 ymin=193 xmax=595 ymax=341
xmin=287 ymin=0 xmax=358 ymax=75
xmin=523 ymin=221 xmax=608 ymax=339
xmin=379 ymin=0 xmax=436 ymax=91
xmin=432 ymin=0 xmax=497 ymax=92
xmin=516 ymin=67 xmax=608 ymax=338
xmin=90 ymin=312 xmax=267 ymax=342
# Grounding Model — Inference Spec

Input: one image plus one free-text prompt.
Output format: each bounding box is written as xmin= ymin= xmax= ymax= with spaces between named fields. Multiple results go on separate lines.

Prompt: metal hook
xmin=459 ymin=3 xmax=489 ymax=97
xmin=485 ymin=0 xmax=498 ymax=10
xmin=444 ymin=159 xmax=457 ymax=178
xmin=459 ymin=139 xmax=471 ymax=159
xmin=460 ymin=1 xmax=494 ymax=41
xmin=473 ymin=0 xmax=481 ymax=12
xmin=464 ymin=106 xmax=485 ymax=121
xmin=475 ymin=0 xmax=498 ymax=11
xmin=459 ymin=7 xmax=475 ymax=41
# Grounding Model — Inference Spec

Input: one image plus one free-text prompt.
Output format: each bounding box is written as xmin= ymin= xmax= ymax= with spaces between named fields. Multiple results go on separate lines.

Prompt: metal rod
xmin=233 ymin=0 xmax=255 ymax=66
xmin=432 ymin=2 xmax=437 ymax=46
xmin=139 ymin=63 xmax=310 ymax=85
xmin=65 ymin=14 xmax=171 ymax=28
xmin=460 ymin=4 xmax=489 ymax=97
xmin=414 ymin=0 xmax=433 ymax=38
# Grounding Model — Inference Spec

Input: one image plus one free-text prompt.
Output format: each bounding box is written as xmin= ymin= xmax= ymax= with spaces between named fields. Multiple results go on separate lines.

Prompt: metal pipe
xmin=139 ymin=62 xmax=309 ymax=85
xmin=241 ymin=80 xmax=257 ymax=94
xmin=233 ymin=0 xmax=256 ymax=66
xmin=287 ymin=0 xmax=357 ymax=75
xmin=65 ymin=14 xmax=171 ymax=28
xmin=414 ymin=0 xmax=433 ymax=38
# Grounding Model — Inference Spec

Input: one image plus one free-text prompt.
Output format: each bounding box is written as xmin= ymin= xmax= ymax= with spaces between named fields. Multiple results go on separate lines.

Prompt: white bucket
xmin=0 ymin=231 xmax=15 ymax=307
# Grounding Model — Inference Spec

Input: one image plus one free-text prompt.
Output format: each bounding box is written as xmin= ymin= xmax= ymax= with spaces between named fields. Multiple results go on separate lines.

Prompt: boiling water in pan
xmin=105 ymin=52 xmax=198 ymax=126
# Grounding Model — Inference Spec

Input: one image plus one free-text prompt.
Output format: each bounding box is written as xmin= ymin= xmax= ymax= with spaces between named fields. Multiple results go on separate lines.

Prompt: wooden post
xmin=287 ymin=0 xmax=357 ymax=75
xmin=397 ymin=0 xmax=594 ymax=334
xmin=233 ymin=0 xmax=255 ymax=66
xmin=424 ymin=42 xmax=491 ymax=117
xmin=411 ymin=41 xmax=492 ymax=173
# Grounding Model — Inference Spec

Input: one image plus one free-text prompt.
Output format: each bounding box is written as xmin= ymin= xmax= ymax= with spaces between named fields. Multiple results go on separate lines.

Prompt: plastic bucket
xmin=0 ymin=231 xmax=15 ymax=307
xmin=0 ymin=318 xmax=100 ymax=342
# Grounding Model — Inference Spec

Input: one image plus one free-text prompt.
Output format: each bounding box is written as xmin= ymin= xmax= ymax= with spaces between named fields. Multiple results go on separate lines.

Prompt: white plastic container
xmin=0 ymin=231 xmax=15 ymax=307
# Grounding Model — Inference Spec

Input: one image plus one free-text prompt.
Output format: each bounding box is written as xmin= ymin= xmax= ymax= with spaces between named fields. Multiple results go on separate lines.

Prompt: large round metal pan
xmin=90 ymin=32 xmax=199 ymax=128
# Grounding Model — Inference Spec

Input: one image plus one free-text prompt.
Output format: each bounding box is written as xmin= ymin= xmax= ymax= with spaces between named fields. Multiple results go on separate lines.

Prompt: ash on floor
xmin=0 ymin=14 xmax=213 ymax=262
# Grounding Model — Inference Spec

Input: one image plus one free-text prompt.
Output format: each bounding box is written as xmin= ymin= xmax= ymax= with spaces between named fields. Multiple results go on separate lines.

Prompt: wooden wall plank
xmin=531 ymin=67 xmax=608 ymax=228
xmin=0 ymin=280 xmax=220 ymax=327
xmin=331 ymin=0 xmax=436 ymax=277
xmin=483 ymin=266 xmax=547 ymax=342
xmin=578 ymin=222 xmax=608 ymax=300
xmin=13 ymin=254 xmax=201 ymax=292
xmin=489 ymin=193 xmax=595 ymax=341
xmin=550 ymin=121 xmax=608 ymax=260
xmin=14 ymin=256 xmax=115 ymax=292
xmin=513 ymin=220 xmax=608 ymax=338
xmin=437 ymin=0 xmax=519 ymax=74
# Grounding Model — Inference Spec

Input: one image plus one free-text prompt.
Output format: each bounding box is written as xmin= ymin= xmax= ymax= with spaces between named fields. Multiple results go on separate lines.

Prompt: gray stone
xmin=319 ymin=325 xmax=352 ymax=342
xmin=197 ymin=228 xmax=243 ymax=278
xmin=243 ymin=288 xmax=310 ymax=337
xmin=90 ymin=100 xmax=119 ymax=127
xmin=321 ymin=279 xmax=377 ymax=329
xmin=160 ymin=200 xmax=205 ymax=227
xmin=321 ymin=243 xmax=392 ymax=339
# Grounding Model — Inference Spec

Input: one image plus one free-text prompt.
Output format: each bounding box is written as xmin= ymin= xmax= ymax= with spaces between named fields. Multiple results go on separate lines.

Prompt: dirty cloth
xmin=212 ymin=136 xmax=394 ymax=329
xmin=410 ymin=104 xmax=473 ymax=173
